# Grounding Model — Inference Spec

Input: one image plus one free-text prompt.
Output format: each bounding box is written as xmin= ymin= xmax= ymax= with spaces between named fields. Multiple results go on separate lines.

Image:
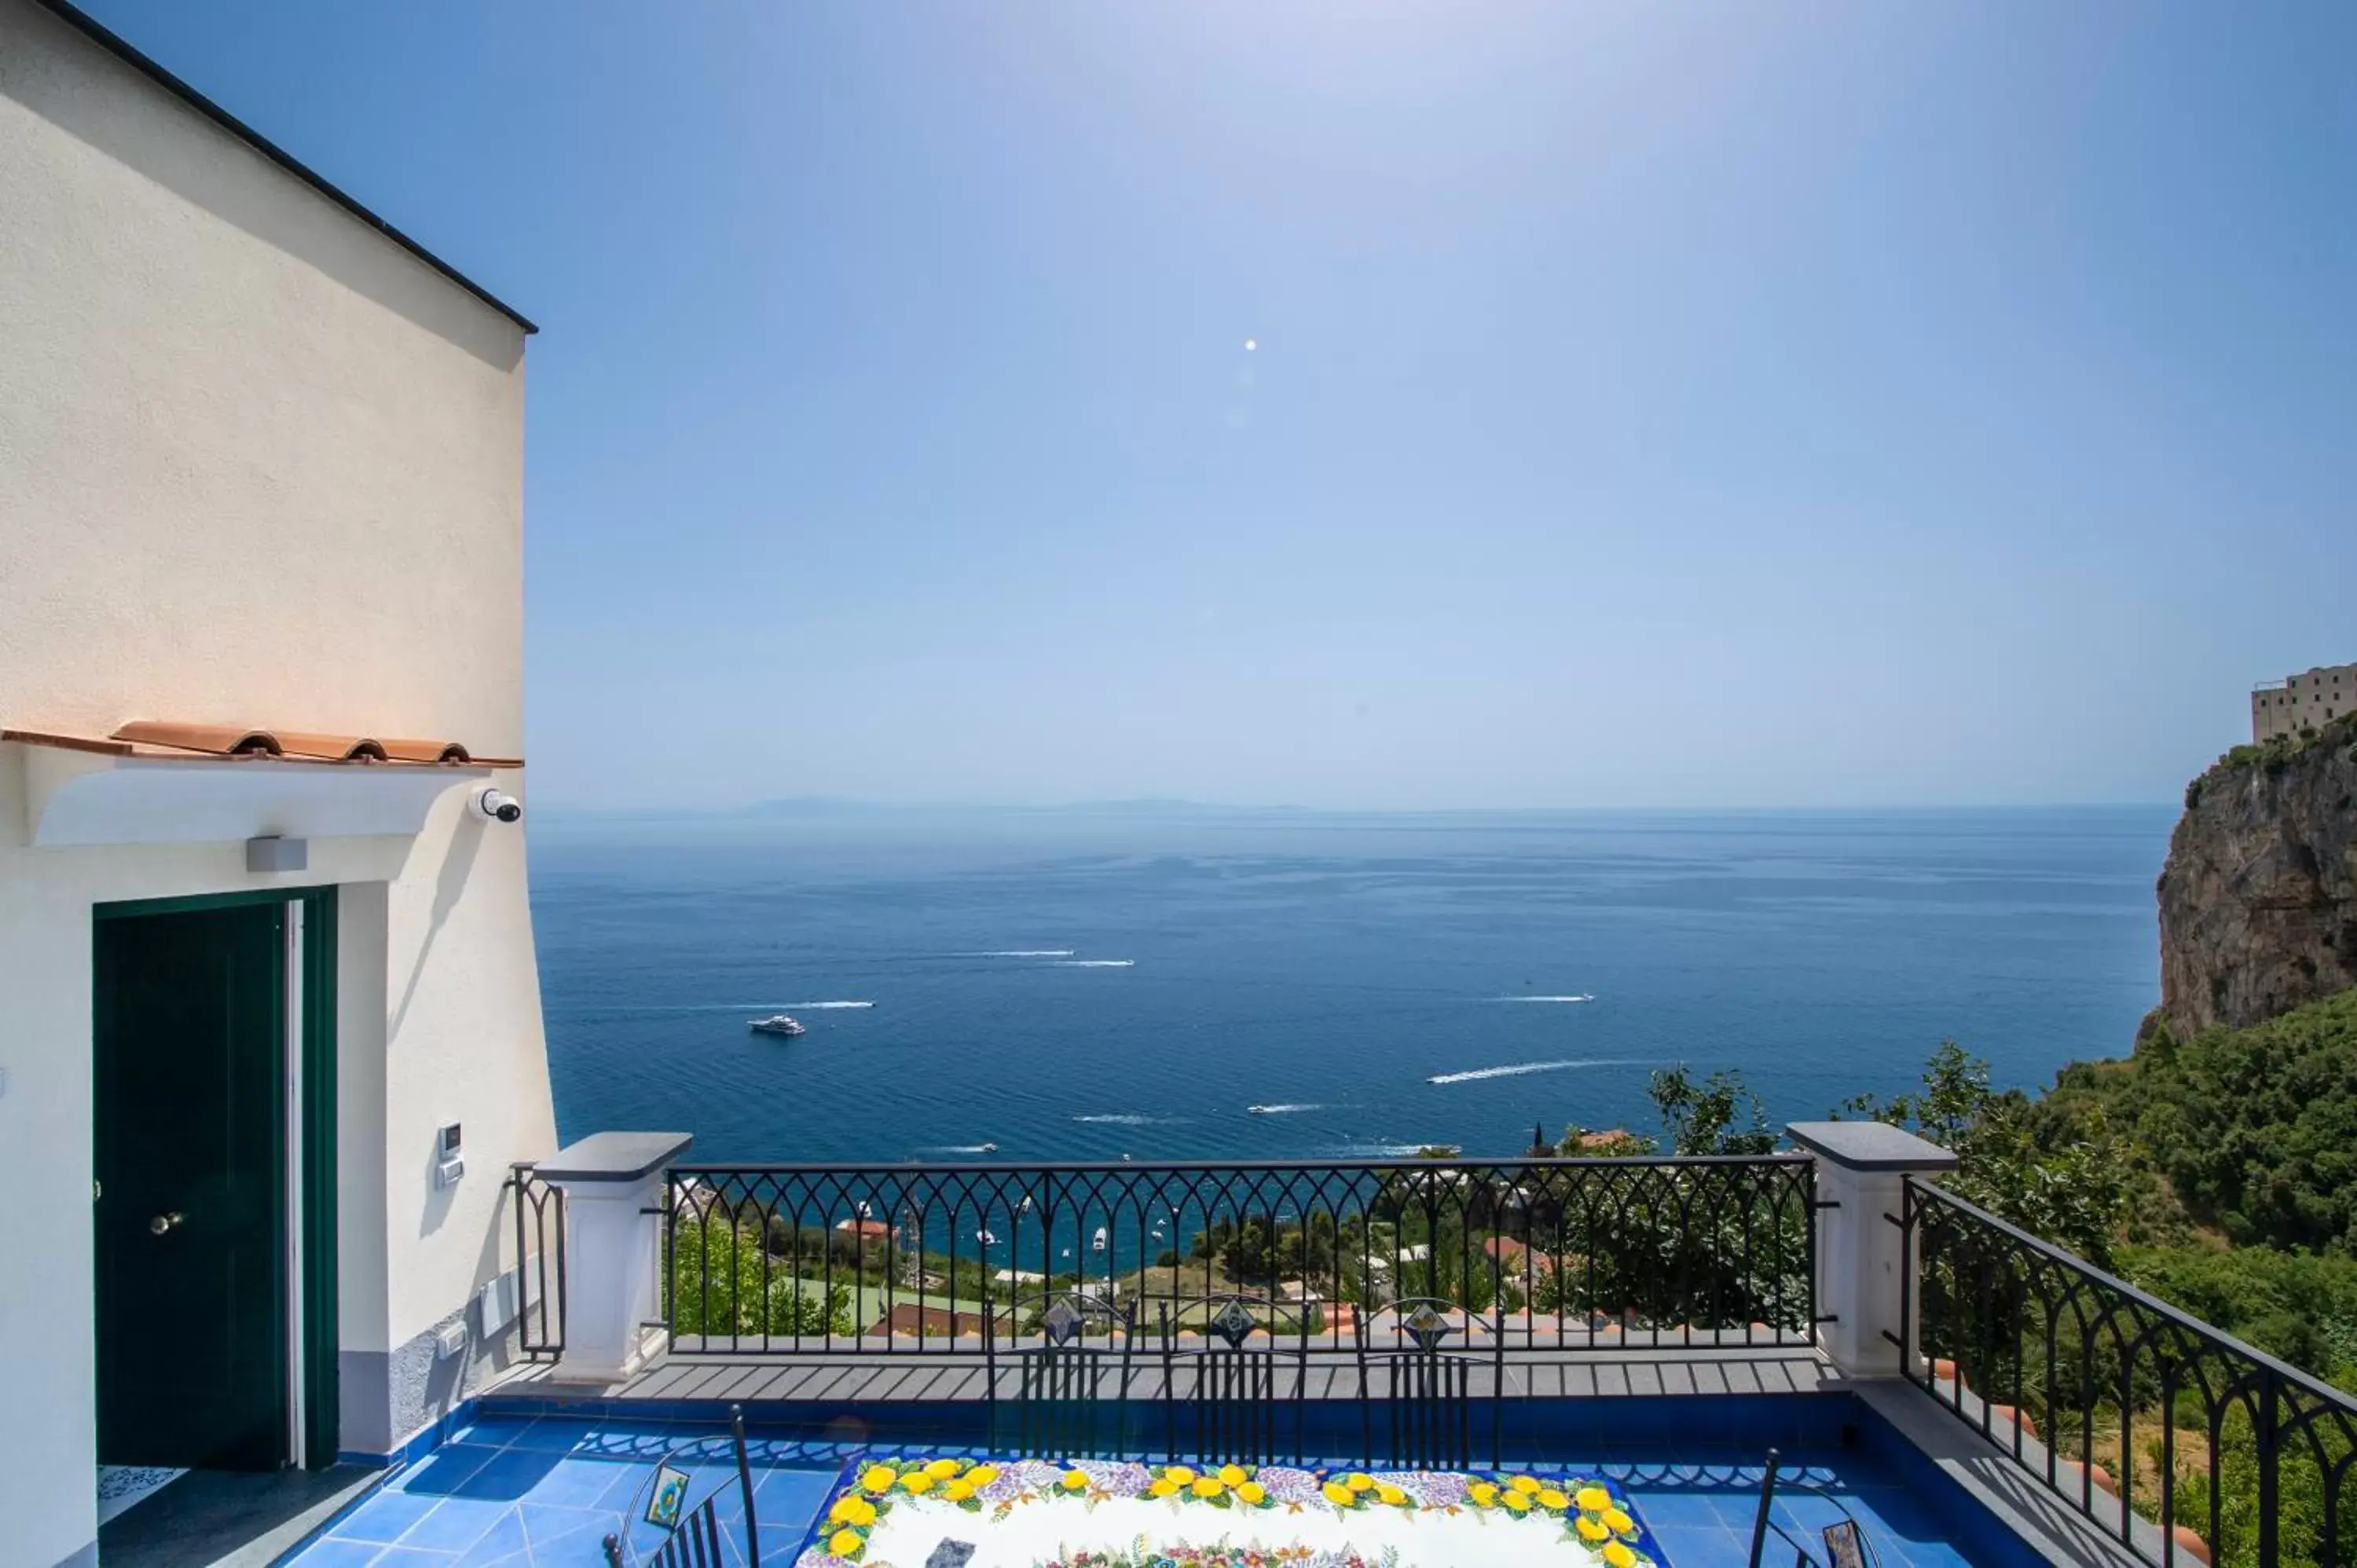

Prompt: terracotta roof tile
xmin=112 ymin=720 xmax=282 ymax=756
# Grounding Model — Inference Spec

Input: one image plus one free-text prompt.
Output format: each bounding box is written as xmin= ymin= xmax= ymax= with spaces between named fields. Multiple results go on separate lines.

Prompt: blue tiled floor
xmin=288 ymin=1416 xmax=840 ymax=1566
xmin=1593 ymin=1454 xmax=1981 ymax=1568
xmin=290 ymin=1423 xmax=1989 ymax=1568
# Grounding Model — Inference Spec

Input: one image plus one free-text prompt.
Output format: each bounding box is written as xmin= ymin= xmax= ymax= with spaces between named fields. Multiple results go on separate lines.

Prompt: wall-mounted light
xmin=247 ymin=834 xmax=307 ymax=872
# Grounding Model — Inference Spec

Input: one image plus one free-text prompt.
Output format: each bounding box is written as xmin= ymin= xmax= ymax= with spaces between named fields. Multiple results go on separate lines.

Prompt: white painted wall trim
xmin=20 ymin=746 xmax=488 ymax=847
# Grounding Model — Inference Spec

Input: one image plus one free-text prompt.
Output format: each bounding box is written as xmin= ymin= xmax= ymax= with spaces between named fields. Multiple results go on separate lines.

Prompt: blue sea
xmin=530 ymin=804 xmax=2172 ymax=1167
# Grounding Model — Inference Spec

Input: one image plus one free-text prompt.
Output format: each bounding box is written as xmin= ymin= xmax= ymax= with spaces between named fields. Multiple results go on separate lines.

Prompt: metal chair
xmin=1155 ymin=1291 xmax=1311 ymax=1467
xmin=1351 ymin=1296 xmax=1503 ymax=1469
xmin=603 ymin=1404 xmax=759 ymax=1568
xmin=1747 ymin=1449 xmax=1880 ymax=1568
xmin=987 ymin=1291 xmax=1140 ymax=1458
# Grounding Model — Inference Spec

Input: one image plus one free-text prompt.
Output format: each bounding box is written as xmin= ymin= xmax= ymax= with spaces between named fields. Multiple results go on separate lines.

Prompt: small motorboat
xmin=1091 ymin=1226 xmax=1109 ymax=1253
xmin=977 ymin=1229 xmax=998 ymax=1246
xmin=749 ymin=1014 xmax=805 ymax=1038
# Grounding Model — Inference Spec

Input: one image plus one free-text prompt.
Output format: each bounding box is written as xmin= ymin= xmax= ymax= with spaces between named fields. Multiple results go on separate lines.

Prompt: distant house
xmin=2253 ymin=661 xmax=2357 ymax=742
xmin=1 ymin=2 xmax=547 ymax=1561
xmin=867 ymin=1302 xmax=1015 ymax=1339
xmin=1483 ymin=1236 xmax=1561 ymax=1272
xmin=834 ymin=1218 xmax=894 ymax=1242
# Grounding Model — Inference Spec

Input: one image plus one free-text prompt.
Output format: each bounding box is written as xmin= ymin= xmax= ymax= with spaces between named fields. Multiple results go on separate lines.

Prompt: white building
xmin=1 ymin=2 xmax=558 ymax=1561
xmin=2251 ymin=661 xmax=2357 ymax=742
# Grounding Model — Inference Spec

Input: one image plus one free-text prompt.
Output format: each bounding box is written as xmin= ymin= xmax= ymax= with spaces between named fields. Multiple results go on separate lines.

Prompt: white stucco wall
xmin=0 ymin=2 xmax=552 ymax=1559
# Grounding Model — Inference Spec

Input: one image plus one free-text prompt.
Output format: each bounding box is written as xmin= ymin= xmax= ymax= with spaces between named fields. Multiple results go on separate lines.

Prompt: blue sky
xmin=82 ymin=2 xmax=2357 ymax=810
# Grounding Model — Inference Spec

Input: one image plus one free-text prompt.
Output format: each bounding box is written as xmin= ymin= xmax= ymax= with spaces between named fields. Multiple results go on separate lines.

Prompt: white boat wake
xmin=1489 ymin=993 xmax=1596 ymax=1003
xmin=1246 ymin=1104 xmax=1323 ymax=1115
xmin=1426 ymin=1058 xmax=1647 ymax=1086
xmin=779 ymin=1000 xmax=875 ymax=1009
xmin=1055 ymin=958 xmax=1135 ymax=968
xmin=960 ymin=950 xmax=1076 ymax=958
xmin=1072 ymin=1113 xmax=1175 ymax=1126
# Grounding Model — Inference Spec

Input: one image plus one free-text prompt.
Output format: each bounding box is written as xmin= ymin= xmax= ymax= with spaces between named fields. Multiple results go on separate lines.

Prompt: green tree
xmin=1648 ymin=1066 xmax=1776 ymax=1156
xmin=1842 ymin=1039 xmax=2131 ymax=1266
xmin=670 ymin=1213 xmax=852 ymax=1337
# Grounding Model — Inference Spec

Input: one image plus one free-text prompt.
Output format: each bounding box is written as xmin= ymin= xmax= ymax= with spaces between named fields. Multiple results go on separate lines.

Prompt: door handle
xmin=148 ymin=1212 xmax=184 ymax=1236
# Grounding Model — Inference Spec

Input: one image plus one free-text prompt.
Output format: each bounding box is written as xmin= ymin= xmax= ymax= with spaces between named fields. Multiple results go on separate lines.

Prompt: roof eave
xmin=35 ymin=0 xmax=539 ymax=336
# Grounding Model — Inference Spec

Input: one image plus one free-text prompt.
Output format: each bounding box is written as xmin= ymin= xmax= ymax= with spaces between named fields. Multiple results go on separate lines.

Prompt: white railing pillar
xmin=535 ymin=1131 xmax=693 ymax=1383
xmin=1785 ymin=1120 xmax=1958 ymax=1379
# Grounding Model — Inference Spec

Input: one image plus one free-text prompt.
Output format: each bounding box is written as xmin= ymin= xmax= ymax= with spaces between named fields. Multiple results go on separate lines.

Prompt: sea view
xmin=533 ymin=802 xmax=2174 ymax=1165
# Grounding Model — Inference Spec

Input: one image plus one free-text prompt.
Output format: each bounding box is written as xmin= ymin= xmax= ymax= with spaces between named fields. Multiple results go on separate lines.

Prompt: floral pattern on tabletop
xmin=794 ymin=1456 xmax=1659 ymax=1568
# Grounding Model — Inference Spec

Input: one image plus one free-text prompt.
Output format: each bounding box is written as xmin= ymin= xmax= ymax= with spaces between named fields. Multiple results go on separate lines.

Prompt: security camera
xmin=472 ymin=786 xmax=522 ymax=824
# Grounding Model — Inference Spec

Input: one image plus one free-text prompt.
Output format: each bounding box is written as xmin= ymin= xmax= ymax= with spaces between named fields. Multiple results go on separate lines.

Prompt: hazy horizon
xmin=81 ymin=1 xmax=2357 ymax=814
xmin=535 ymin=793 xmax=2182 ymax=821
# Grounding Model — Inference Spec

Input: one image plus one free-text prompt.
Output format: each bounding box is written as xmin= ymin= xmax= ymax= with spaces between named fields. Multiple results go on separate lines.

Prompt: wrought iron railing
xmin=1899 ymin=1179 xmax=2357 ymax=1568
xmin=507 ymin=1162 xmax=566 ymax=1361
xmin=661 ymin=1155 xmax=1816 ymax=1359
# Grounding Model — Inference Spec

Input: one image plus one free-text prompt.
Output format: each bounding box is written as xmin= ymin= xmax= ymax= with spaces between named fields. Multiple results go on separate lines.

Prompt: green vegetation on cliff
xmin=2053 ymin=990 xmax=2357 ymax=1255
xmin=1795 ymin=991 xmax=2357 ymax=1388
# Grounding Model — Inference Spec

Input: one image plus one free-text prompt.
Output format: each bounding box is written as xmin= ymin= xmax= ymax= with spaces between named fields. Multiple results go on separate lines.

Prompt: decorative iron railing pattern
xmin=508 ymin=1162 xmax=566 ymax=1361
xmin=1899 ymin=1179 xmax=2357 ymax=1568
xmin=661 ymin=1156 xmax=1816 ymax=1359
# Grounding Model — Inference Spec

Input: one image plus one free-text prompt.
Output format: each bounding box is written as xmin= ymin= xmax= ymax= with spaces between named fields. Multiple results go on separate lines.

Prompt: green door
xmin=94 ymin=903 xmax=288 ymax=1471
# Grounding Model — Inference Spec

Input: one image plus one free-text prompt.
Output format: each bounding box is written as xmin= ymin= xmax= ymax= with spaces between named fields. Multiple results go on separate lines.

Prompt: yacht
xmin=748 ymin=1014 xmax=805 ymax=1038
xmin=1091 ymin=1226 xmax=1109 ymax=1253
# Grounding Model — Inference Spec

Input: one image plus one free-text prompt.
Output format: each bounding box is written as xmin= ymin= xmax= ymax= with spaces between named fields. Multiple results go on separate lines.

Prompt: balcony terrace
xmin=284 ymin=1125 xmax=2357 ymax=1568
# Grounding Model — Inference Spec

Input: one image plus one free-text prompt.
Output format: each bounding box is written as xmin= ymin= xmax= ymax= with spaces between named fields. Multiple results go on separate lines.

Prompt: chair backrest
xmin=603 ymin=1405 xmax=758 ymax=1568
xmin=1350 ymin=1296 xmax=1501 ymax=1470
xmin=632 ymin=1493 xmax=728 ymax=1568
xmin=1154 ymin=1294 xmax=1305 ymax=1467
xmin=988 ymin=1291 xmax=1141 ymax=1458
xmin=1367 ymin=1347 xmax=1472 ymax=1470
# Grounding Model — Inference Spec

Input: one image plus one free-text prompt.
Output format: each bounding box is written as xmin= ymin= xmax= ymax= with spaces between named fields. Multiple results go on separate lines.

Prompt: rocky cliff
xmin=2153 ymin=713 xmax=2357 ymax=1038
